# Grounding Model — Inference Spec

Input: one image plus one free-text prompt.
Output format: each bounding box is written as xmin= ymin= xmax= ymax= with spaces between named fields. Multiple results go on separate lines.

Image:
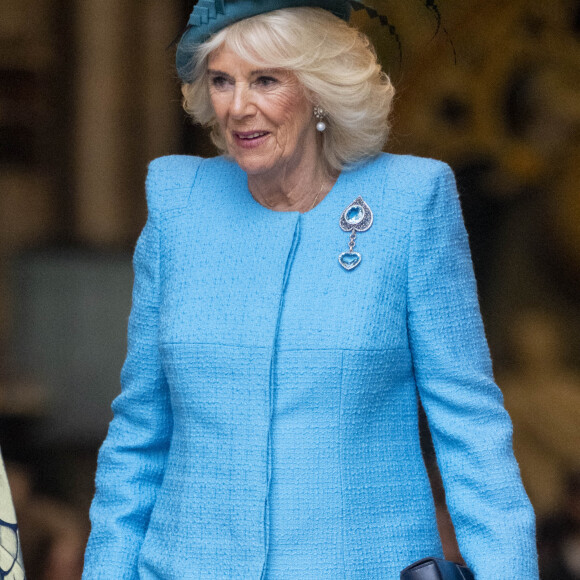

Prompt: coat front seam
xmin=339 ymin=349 xmax=347 ymax=579
xmin=260 ymin=214 xmax=302 ymax=580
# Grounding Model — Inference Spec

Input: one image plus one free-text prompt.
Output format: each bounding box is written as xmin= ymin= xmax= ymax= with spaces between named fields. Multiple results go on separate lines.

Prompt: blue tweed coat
xmin=83 ymin=153 xmax=538 ymax=579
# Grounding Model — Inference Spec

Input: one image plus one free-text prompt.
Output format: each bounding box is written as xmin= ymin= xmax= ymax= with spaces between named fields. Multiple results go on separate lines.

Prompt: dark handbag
xmin=400 ymin=557 xmax=474 ymax=580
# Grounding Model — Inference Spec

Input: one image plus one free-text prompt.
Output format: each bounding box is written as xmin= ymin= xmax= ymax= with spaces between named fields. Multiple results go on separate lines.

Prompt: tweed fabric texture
xmin=83 ymin=153 xmax=538 ymax=579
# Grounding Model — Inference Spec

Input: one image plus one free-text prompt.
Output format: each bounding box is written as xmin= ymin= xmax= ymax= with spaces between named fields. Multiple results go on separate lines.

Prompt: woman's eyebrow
xmin=208 ymin=68 xmax=280 ymax=76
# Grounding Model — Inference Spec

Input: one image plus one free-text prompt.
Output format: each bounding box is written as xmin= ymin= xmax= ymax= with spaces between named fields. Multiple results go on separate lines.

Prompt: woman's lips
xmin=232 ymin=130 xmax=270 ymax=149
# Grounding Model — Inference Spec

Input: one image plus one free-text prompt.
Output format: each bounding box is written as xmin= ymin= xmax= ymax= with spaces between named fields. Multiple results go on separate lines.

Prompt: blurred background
xmin=0 ymin=0 xmax=579 ymax=578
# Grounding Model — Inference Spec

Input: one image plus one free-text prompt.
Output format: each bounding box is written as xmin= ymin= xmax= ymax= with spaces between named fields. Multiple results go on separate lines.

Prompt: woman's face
xmin=207 ymin=45 xmax=318 ymax=180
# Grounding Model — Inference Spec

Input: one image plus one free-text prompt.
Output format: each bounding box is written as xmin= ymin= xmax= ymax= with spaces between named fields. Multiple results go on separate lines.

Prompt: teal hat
xmin=176 ymin=0 xmax=352 ymax=81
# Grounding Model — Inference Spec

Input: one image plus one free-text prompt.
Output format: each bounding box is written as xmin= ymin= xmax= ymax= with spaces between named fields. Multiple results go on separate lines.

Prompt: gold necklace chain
xmin=309 ymin=179 xmax=327 ymax=211
xmin=253 ymin=177 xmax=327 ymax=212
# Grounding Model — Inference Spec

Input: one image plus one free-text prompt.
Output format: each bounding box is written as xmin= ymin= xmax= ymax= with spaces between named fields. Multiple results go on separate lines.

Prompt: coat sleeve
xmin=82 ymin=172 xmax=171 ymax=579
xmin=406 ymin=161 xmax=539 ymax=579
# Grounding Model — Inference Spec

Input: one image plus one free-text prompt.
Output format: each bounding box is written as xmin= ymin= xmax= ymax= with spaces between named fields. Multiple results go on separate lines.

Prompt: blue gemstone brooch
xmin=338 ymin=196 xmax=373 ymax=270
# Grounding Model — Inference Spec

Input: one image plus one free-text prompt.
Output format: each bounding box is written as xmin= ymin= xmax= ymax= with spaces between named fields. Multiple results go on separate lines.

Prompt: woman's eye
xmin=256 ymin=76 xmax=277 ymax=87
xmin=210 ymin=75 xmax=229 ymax=89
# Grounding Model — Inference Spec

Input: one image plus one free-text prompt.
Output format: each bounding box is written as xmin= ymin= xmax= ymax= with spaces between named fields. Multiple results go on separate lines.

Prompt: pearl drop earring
xmin=314 ymin=105 xmax=326 ymax=132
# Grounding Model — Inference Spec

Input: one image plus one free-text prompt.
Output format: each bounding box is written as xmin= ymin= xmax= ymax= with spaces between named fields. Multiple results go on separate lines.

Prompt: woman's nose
xmin=229 ymin=83 xmax=254 ymax=118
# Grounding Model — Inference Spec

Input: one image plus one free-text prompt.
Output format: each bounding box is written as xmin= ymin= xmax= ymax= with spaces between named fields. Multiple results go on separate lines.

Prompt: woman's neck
xmin=247 ymin=161 xmax=338 ymax=213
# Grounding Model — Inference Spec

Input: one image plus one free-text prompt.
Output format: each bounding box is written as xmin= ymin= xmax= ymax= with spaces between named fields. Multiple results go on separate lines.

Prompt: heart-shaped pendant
xmin=340 ymin=196 xmax=373 ymax=233
xmin=339 ymin=251 xmax=362 ymax=270
xmin=338 ymin=196 xmax=373 ymax=271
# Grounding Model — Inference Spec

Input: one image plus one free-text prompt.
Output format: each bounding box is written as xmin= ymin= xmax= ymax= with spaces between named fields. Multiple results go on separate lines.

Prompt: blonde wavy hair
xmin=181 ymin=7 xmax=395 ymax=171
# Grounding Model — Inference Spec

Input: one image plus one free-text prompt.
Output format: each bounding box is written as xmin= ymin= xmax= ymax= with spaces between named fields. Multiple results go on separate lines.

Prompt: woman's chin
xmin=229 ymin=152 xmax=278 ymax=177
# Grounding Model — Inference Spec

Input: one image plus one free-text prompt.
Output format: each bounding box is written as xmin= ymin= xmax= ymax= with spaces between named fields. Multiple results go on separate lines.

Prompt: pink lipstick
xmin=233 ymin=130 xmax=270 ymax=148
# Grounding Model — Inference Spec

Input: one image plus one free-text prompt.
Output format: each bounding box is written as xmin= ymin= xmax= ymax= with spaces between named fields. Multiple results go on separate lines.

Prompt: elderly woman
xmin=82 ymin=1 xmax=538 ymax=578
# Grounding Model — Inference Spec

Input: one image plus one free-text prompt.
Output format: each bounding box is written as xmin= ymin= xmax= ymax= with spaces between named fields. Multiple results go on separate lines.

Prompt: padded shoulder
xmin=145 ymin=155 xmax=203 ymax=216
xmin=370 ymin=153 xmax=455 ymax=214
xmin=380 ymin=152 xmax=452 ymax=189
